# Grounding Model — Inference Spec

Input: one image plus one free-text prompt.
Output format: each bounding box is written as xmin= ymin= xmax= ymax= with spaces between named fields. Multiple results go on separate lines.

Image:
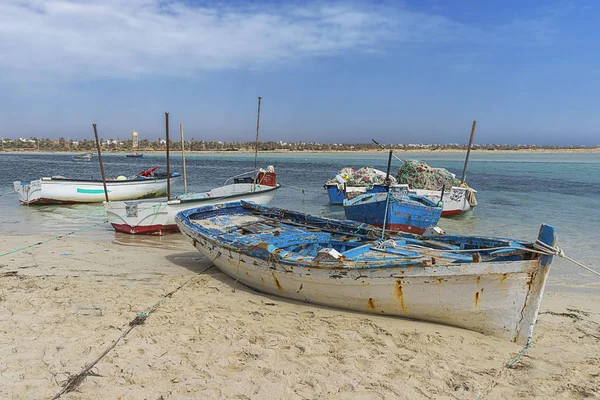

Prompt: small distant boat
xmin=126 ymin=152 xmax=144 ymax=158
xmin=175 ymin=201 xmax=558 ymax=344
xmin=343 ymin=190 xmax=443 ymax=234
xmin=13 ymin=168 xmax=180 ymax=205
xmin=73 ymin=153 xmax=92 ymax=161
xmin=106 ymin=171 xmax=280 ymax=235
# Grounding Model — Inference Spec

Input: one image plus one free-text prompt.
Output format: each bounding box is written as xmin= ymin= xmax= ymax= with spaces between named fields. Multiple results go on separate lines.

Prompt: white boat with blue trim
xmin=176 ymin=201 xmax=558 ymax=343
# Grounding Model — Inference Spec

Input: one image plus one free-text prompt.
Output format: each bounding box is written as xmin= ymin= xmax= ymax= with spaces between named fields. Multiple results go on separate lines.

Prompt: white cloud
xmin=0 ymin=1 xmax=563 ymax=82
xmin=0 ymin=0 xmax=470 ymax=81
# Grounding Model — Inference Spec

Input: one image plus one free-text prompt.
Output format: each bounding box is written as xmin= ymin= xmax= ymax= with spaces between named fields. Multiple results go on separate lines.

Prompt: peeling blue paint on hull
xmin=343 ymin=192 xmax=443 ymax=234
xmin=174 ymin=201 xmax=557 ymax=344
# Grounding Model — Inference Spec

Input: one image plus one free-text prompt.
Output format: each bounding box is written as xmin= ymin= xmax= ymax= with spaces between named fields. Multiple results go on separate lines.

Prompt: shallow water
xmin=1 ymin=151 xmax=599 ymax=293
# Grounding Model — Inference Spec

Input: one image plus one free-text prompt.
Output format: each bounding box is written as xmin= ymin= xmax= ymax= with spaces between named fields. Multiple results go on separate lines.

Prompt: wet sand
xmin=1 ymin=234 xmax=599 ymax=399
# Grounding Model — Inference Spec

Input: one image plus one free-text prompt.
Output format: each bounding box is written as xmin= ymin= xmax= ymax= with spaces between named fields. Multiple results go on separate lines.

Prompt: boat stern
xmin=325 ymin=183 xmax=345 ymax=205
xmin=105 ymin=200 xmax=173 ymax=235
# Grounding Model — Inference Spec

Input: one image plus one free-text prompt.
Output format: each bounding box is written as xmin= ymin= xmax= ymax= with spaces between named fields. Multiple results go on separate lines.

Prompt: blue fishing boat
xmin=324 ymin=182 xmax=386 ymax=205
xmin=175 ymin=200 xmax=558 ymax=344
xmin=126 ymin=152 xmax=144 ymax=158
xmin=324 ymin=167 xmax=391 ymax=205
xmin=343 ymin=149 xmax=442 ymax=234
xmin=343 ymin=191 xmax=443 ymax=234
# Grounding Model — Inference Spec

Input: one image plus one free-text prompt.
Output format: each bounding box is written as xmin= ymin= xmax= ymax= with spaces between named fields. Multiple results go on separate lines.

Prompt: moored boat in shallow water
xmin=13 ymin=169 xmax=180 ymax=205
xmin=126 ymin=152 xmax=144 ymax=158
xmin=325 ymin=162 xmax=477 ymax=216
xmin=175 ymin=201 xmax=557 ymax=344
xmin=106 ymin=182 xmax=280 ymax=235
xmin=343 ymin=191 xmax=443 ymax=234
xmin=73 ymin=153 xmax=92 ymax=161
xmin=324 ymin=167 xmax=391 ymax=205
xmin=105 ymin=166 xmax=279 ymax=235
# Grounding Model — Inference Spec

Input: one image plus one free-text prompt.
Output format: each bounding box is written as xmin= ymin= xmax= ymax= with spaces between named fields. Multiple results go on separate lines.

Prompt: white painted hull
xmin=13 ymin=177 xmax=177 ymax=205
xmin=183 ymin=233 xmax=549 ymax=344
xmin=105 ymin=183 xmax=280 ymax=235
xmin=394 ymin=184 xmax=474 ymax=216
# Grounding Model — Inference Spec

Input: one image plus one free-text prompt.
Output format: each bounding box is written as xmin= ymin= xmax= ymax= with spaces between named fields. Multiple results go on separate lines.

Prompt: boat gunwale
xmin=175 ymin=201 xmax=541 ymax=273
xmin=13 ymin=175 xmax=181 ymax=189
xmin=343 ymin=191 xmax=442 ymax=210
xmin=38 ymin=174 xmax=180 ymax=184
xmin=176 ymin=183 xmax=280 ymax=205
xmin=104 ymin=184 xmax=281 ymax=209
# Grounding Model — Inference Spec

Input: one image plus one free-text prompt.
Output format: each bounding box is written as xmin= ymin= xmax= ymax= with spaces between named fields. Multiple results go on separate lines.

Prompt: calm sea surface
xmin=1 ymin=151 xmax=599 ymax=293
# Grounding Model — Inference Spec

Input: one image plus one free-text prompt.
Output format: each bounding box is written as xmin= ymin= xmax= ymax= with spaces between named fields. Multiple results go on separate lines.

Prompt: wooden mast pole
xmin=165 ymin=112 xmax=171 ymax=200
xmin=253 ymin=96 xmax=262 ymax=188
xmin=92 ymin=124 xmax=109 ymax=202
xmin=460 ymin=120 xmax=477 ymax=184
xmin=180 ymin=124 xmax=187 ymax=193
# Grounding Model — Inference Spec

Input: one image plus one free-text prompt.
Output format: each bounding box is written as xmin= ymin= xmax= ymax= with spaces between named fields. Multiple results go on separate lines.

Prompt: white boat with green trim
xmin=13 ymin=171 xmax=180 ymax=205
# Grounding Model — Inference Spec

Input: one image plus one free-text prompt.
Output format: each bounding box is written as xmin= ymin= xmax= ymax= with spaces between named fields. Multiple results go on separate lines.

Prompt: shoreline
xmin=2 ymin=147 xmax=600 ymax=155
xmin=1 ymin=233 xmax=598 ymax=399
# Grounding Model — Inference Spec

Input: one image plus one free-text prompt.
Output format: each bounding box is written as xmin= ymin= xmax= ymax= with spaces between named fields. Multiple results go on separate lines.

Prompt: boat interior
xmin=182 ymin=202 xmax=538 ymax=267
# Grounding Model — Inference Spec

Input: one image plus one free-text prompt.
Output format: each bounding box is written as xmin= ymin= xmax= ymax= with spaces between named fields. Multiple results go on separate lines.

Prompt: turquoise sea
xmin=1 ymin=151 xmax=599 ymax=293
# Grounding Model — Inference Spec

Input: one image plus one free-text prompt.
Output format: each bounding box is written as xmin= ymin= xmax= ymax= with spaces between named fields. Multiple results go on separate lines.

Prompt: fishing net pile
xmin=395 ymin=160 xmax=459 ymax=191
xmin=353 ymin=167 xmax=396 ymax=185
xmin=327 ymin=167 xmax=396 ymax=188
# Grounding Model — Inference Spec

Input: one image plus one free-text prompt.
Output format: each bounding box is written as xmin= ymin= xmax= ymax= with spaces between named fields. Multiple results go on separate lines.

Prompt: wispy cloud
xmin=0 ymin=1 xmax=564 ymax=82
xmin=0 ymin=0 xmax=470 ymax=81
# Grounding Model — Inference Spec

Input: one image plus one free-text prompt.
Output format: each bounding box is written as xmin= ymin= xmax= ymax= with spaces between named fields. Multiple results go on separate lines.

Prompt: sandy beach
xmin=1 ymin=233 xmax=598 ymax=399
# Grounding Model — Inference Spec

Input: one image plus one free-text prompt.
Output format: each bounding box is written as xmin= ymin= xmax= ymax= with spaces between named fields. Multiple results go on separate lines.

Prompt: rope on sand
xmin=0 ymin=214 xmax=128 ymax=259
xmin=506 ymin=341 xmax=531 ymax=368
xmin=476 ymin=243 xmax=597 ymax=399
xmin=52 ymin=265 xmax=213 ymax=399
xmin=476 ymin=340 xmax=532 ymax=400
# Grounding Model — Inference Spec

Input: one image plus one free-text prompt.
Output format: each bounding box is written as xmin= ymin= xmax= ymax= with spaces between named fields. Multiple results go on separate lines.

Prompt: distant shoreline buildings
xmin=0 ymin=136 xmax=597 ymax=152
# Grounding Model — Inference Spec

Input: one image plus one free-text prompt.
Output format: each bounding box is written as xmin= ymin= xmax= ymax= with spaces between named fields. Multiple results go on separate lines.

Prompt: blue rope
xmin=476 ymin=340 xmax=533 ymax=400
xmin=0 ymin=213 xmax=126 ymax=258
xmin=507 ymin=340 xmax=531 ymax=368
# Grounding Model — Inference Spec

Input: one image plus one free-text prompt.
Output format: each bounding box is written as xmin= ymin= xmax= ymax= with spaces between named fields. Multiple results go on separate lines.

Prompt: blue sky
xmin=0 ymin=0 xmax=598 ymax=145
